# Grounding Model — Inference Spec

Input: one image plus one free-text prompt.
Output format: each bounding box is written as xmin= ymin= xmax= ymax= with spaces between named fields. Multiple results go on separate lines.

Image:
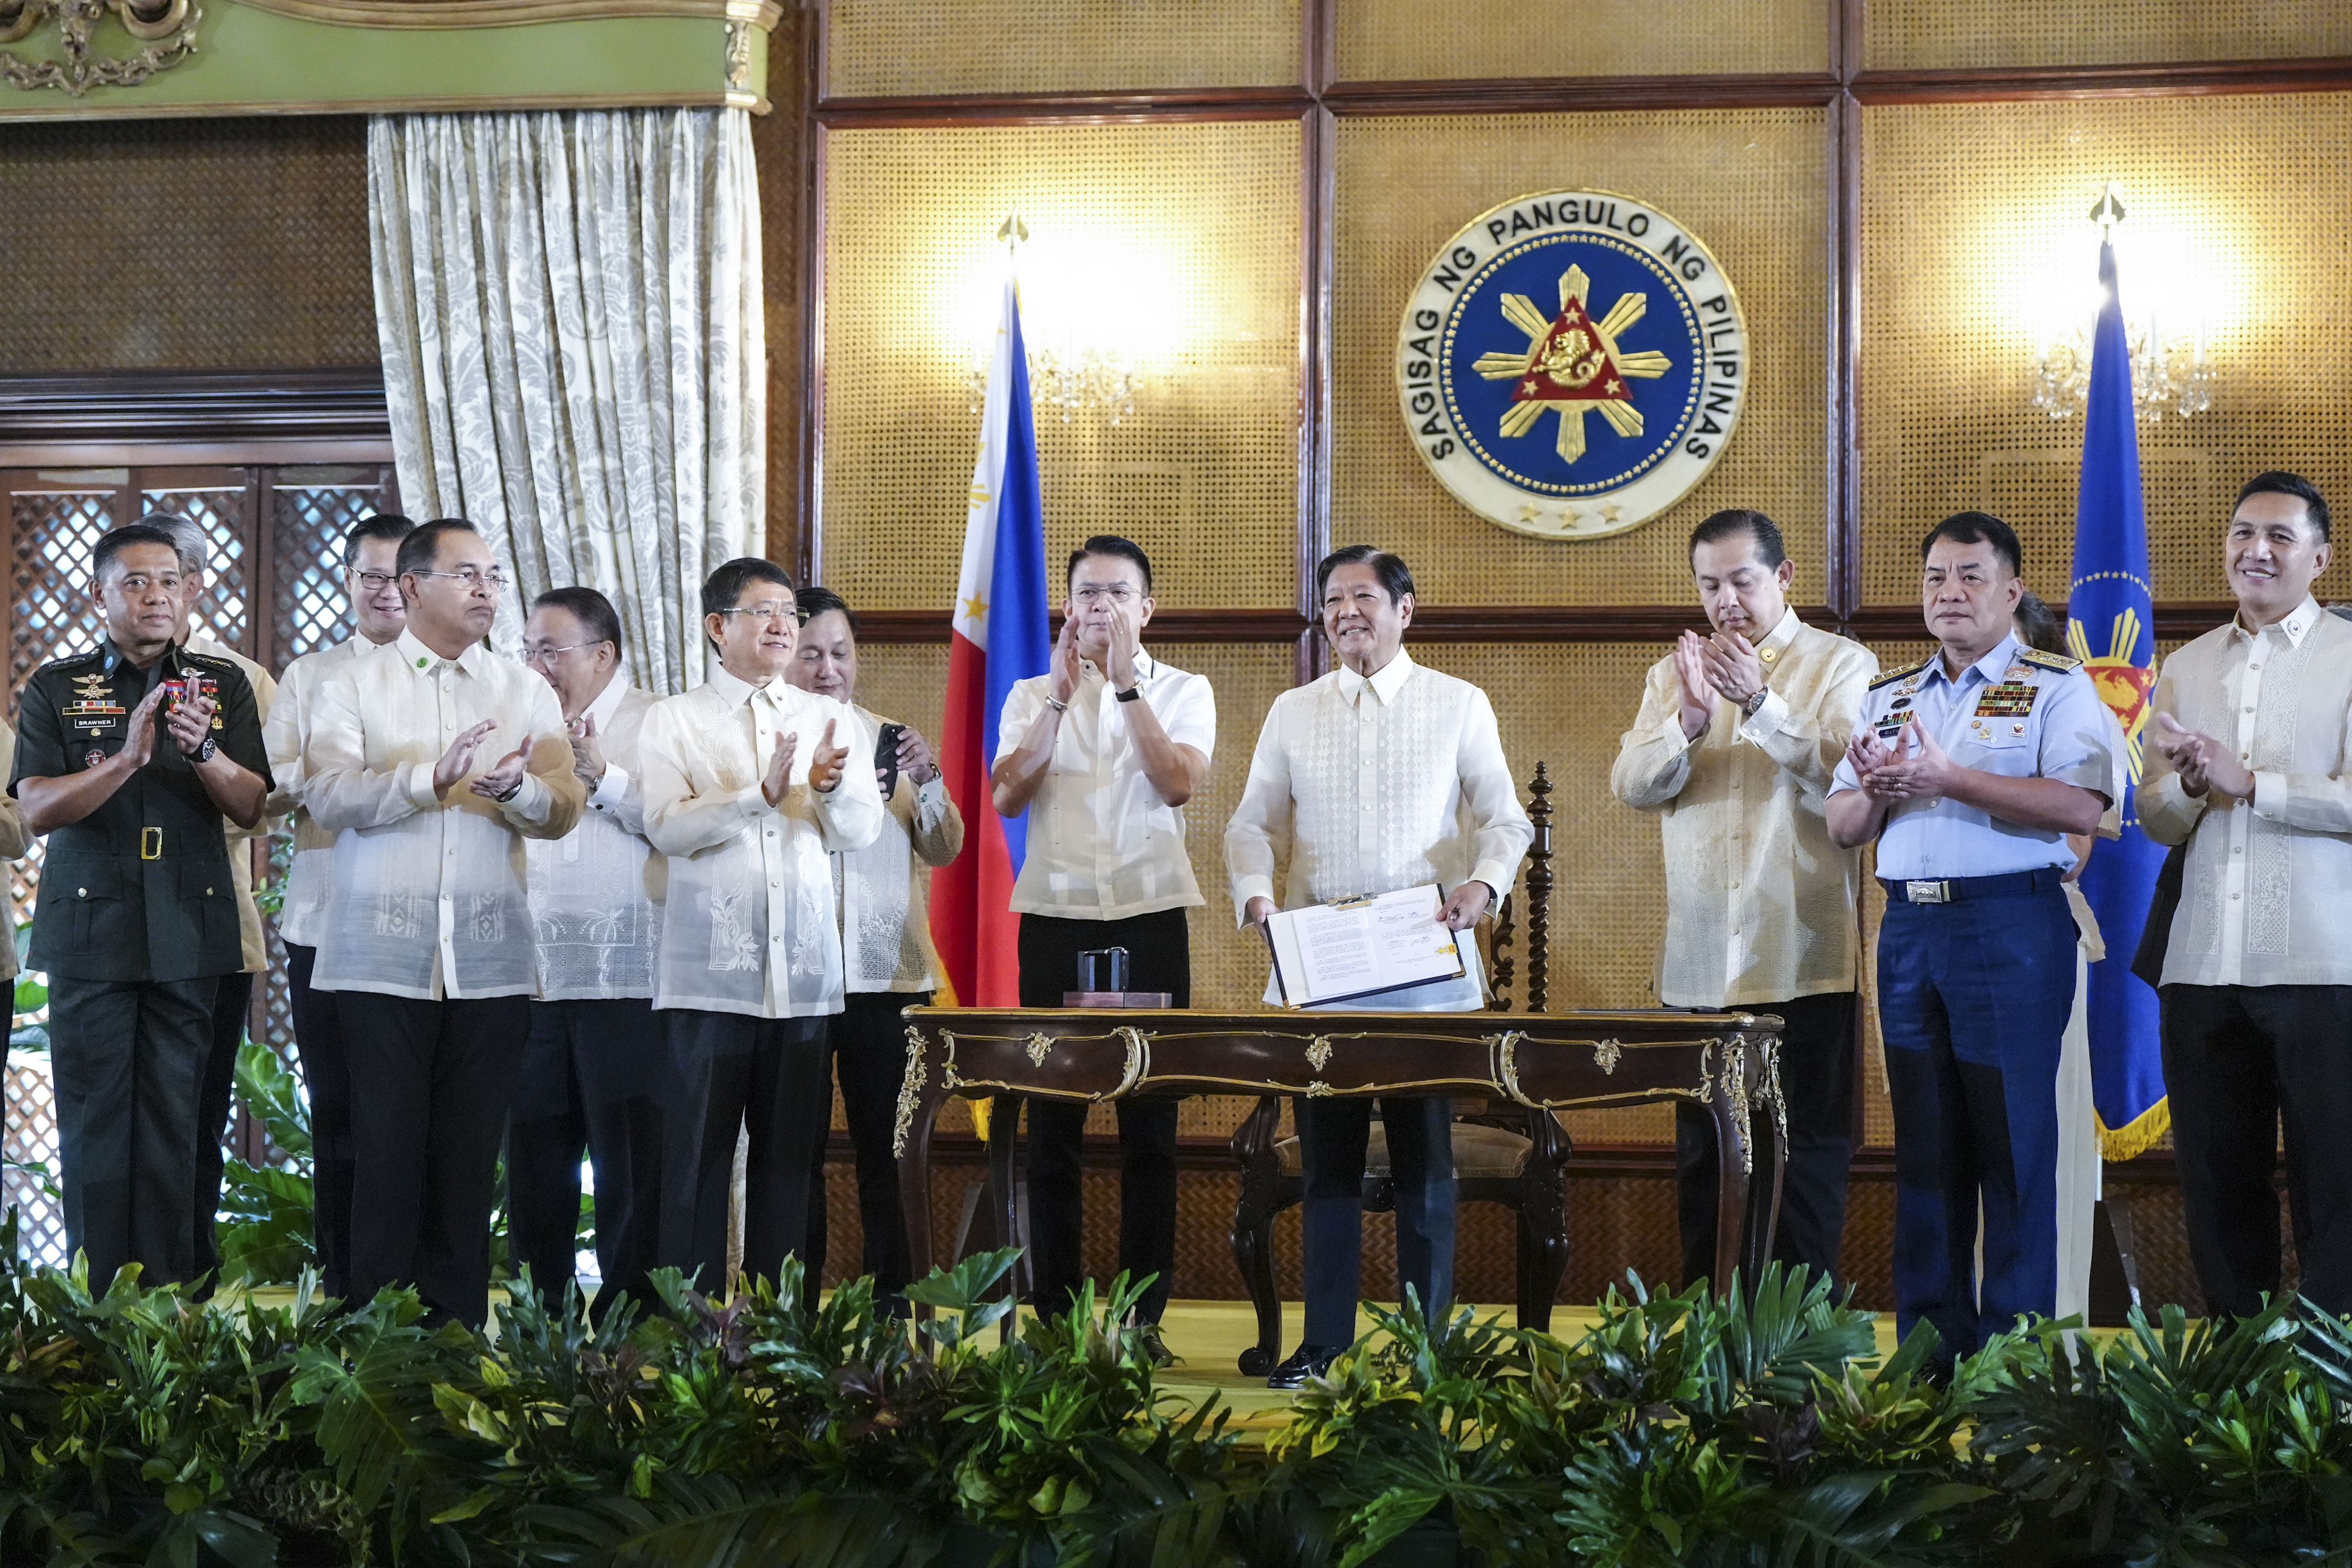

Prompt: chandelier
xmin=2029 ymin=319 xmax=2217 ymax=424
xmin=2025 ymin=183 xmax=2218 ymax=424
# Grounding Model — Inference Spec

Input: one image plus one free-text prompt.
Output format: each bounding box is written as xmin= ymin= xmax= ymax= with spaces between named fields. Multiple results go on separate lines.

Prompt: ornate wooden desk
xmin=893 ymin=1007 xmax=1787 ymax=1329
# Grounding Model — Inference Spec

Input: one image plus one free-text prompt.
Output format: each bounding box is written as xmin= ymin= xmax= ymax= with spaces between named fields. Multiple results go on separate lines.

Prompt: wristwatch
xmin=192 ymin=735 xmax=217 ymax=764
xmin=492 ymin=777 xmax=524 ymax=804
xmin=1742 ymin=687 xmax=1770 ymax=718
xmin=1115 ymin=685 xmax=1142 ymax=703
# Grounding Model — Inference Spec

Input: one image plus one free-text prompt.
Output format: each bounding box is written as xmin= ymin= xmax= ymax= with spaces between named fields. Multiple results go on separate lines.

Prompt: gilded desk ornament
xmin=1110 ymin=1025 xmax=1150 ymax=1098
xmin=1760 ymin=1034 xmax=1788 ymax=1147
xmin=1486 ymin=1030 xmax=1530 ymax=1106
xmin=1 ymin=0 xmax=200 ymax=96
xmin=1592 ymin=1037 xmax=1622 ymax=1075
xmin=892 ymin=1026 xmax=929 ymax=1159
xmin=1023 ymin=1031 xmax=1055 ymax=1067
xmin=1723 ymin=1040 xmax=1752 ymax=1178
xmin=1305 ymin=1035 xmax=1333 ymax=1071
xmin=1305 ymin=1081 xmax=1333 ymax=1098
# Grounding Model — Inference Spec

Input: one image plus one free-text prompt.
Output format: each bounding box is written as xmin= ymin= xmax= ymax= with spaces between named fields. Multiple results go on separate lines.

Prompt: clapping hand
xmin=1856 ymin=717 xmax=1954 ymax=804
xmin=1697 ymin=630 xmax=1765 ymax=709
xmin=119 ymin=683 xmax=168 ymax=771
xmin=2153 ymin=712 xmax=2251 ymax=800
xmin=1672 ymin=632 xmax=1715 ymax=740
xmin=569 ymin=711 xmax=607 ymax=787
xmin=1104 ymin=595 xmax=1143 ymax=692
xmin=432 ymin=720 xmax=498 ymax=799
xmin=1048 ymin=613 xmax=1082 ymax=708
xmin=806 ymin=719 xmax=848 ymax=794
xmin=165 ymin=691 xmax=217 ymax=758
xmin=469 ymin=735 xmax=535 ymax=802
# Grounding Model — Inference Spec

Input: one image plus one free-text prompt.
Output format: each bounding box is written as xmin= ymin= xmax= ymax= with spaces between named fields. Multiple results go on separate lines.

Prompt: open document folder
xmin=1260 ymin=884 xmax=1467 ymax=1008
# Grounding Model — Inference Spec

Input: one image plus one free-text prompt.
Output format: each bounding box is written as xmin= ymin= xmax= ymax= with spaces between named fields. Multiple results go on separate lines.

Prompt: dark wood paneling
xmin=1321 ymin=73 xmax=1842 ymax=115
xmin=1851 ymin=56 xmax=2352 ymax=104
xmin=0 ymin=369 xmax=389 ymax=446
xmin=853 ymin=602 xmax=2246 ymax=645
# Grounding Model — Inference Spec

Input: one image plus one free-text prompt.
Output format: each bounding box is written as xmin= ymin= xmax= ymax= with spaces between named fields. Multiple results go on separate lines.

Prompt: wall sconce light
xmin=962 ymin=212 xmax=1144 ymax=428
xmin=2027 ymin=184 xmax=2218 ymax=424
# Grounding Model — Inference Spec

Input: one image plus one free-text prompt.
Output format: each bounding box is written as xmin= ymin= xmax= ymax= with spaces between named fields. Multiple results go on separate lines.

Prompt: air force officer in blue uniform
xmin=1828 ymin=512 xmax=2114 ymax=1365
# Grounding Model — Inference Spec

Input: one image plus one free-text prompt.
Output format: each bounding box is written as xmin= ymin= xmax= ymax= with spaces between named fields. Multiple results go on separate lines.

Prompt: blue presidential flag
xmin=2068 ymin=239 xmax=2169 ymax=1159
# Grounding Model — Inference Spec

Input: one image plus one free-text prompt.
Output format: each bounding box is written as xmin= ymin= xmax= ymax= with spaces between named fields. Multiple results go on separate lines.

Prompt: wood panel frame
xmin=792 ymin=1 xmax=2352 ymax=644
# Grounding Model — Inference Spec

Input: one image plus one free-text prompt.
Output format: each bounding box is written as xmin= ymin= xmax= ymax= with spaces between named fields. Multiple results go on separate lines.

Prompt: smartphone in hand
xmin=874 ymin=720 xmax=906 ymax=798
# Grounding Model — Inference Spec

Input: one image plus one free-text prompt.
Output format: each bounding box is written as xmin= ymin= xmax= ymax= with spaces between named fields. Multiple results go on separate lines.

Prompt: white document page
xmin=1263 ymin=884 xmax=1466 ymax=1007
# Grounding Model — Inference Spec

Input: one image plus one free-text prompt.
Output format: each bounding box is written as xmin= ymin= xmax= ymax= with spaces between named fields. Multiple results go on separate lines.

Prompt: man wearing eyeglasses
xmin=638 ymin=558 xmax=886 ymax=1295
xmin=991 ymin=535 xmax=1214 ymax=1355
xmin=261 ymin=513 xmax=413 ymax=1300
xmin=303 ymin=519 xmax=585 ymax=1326
xmin=509 ymin=585 xmax=666 ymax=1321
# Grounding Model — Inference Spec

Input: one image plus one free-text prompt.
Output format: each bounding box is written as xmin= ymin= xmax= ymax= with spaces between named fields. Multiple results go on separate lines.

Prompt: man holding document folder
xmin=1226 ymin=545 xmax=1532 ymax=1388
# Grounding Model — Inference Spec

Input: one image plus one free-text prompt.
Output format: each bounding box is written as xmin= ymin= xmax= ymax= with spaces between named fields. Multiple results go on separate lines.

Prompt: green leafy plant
xmin=9 ymin=919 xmax=47 ymax=1052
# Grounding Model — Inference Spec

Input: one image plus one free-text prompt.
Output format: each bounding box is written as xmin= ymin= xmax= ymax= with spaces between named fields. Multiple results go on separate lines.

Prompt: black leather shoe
xmin=1266 ymin=1342 xmax=1341 ymax=1389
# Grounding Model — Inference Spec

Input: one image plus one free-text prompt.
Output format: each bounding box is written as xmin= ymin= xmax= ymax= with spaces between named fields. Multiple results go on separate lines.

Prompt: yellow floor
xmin=1146 ymin=1299 xmax=1911 ymax=1433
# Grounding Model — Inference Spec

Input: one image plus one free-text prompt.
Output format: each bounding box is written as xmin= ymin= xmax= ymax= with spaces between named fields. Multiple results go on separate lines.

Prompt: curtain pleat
xmin=366 ymin=107 xmax=764 ymax=696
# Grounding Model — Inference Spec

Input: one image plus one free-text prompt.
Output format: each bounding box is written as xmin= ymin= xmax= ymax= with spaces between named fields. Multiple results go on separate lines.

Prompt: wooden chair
xmin=1226 ymin=763 xmax=1569 ymax=1375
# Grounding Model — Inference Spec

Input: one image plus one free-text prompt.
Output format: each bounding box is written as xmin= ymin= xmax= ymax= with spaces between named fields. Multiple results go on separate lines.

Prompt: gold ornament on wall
xmin=0 ymin=0 xmax=200 ymax=96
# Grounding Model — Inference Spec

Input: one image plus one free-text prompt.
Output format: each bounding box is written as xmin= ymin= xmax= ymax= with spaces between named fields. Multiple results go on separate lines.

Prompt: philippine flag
xmin=929 ymin=274 xmax=1050 ymax=1007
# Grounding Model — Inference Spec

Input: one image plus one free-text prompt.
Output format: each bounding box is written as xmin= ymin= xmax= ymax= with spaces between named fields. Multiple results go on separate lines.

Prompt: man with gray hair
xmin=108 ymin=512 xmax=279 ymax=1293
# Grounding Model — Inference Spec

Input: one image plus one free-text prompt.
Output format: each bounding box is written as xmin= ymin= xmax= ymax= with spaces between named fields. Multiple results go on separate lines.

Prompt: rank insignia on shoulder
xmin=2017 ymin=647 xmax=2082 ymax=672
xmin=1869 ymin=656 xmax=1932 ymax=690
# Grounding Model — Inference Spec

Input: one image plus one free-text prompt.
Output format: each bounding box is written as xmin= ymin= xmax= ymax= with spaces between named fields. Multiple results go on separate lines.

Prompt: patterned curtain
xmin=367 ymin=107 xmax=763 ymax=696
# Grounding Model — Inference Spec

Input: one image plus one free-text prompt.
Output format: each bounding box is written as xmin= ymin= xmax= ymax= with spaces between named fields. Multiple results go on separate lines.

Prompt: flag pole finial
xmin=2088 ymin=182 xmax=2125 ymax=237
xmin=997 ymin=211 xmax=1028 ymax=255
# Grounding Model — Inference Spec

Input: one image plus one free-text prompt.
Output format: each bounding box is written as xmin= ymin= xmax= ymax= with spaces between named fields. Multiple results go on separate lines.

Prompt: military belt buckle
xmin=1904 ymin=879 xmax=1949 ymax=904
xmin=140 ymin=827 xmax=162 ymax=861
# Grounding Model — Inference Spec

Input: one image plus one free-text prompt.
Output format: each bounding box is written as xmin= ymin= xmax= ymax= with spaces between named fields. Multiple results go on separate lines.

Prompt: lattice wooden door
xmin=1 ymin=460 xmax=400 ymax=1258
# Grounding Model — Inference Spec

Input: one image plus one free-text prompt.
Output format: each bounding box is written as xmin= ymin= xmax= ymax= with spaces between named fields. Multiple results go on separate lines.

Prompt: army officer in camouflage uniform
xmin=9 ymin=523 xmax=271 ymax=1289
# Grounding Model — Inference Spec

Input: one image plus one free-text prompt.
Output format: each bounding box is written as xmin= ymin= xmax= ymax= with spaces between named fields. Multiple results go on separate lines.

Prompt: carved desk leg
xmin=894 ymin=1023 xmax=952 ymax=1316
xmin=1227 ymin=1095 xmax=1285 ymax=1375
xmin=987 ymin=1095 xmax=1024 ymax=1332
xmin=1742 ymin=1032 xmax=1789 ymax=1283
xmin=1706 ymin=1037 xmax=1755 ymax=1296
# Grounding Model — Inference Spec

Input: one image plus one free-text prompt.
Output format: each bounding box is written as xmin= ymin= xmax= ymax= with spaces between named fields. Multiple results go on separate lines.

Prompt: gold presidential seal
xmin=1397 ymin=190 xmax=1748 ymax=541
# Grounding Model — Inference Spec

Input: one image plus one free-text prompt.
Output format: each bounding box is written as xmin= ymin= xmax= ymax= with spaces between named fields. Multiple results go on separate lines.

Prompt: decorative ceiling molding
xmin=230 ymin=0 xmax=779 ymax=30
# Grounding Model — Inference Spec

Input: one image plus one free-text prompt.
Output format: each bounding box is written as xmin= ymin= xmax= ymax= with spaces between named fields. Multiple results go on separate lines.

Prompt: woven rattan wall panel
xmin=1335 ymin=0 xmax=1826 ymax=83
xmin=1864 ymin=1 xmax=2352 ymax=70
xmin=1417 ymin=641 xmax=1676 ymax=1147
xmin=1858 ymin=96 xmax=2352 ymax=607
xmin=1331 ymin=109 xmax=1828 ymax=608
xmin=821 ymin=121 xmax=1302 ymax=613
xmin=825 ymin=0 xmax=1297 ymax=98
xmin=0 ymin=118 xmax=374 ymax=373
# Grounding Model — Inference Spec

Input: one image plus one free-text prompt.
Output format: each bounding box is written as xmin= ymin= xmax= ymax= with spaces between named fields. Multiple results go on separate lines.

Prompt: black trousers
xmin=1676 ymin=989 xmax=1858 ymax=1290
xmin=2161 ymin=984 xmax=2352 ymax=1319
xmin=507 ymin=997 xmax=666 ymax=1320
xmin=47 ymin=975 xmax=219 ymax=1289
xmin=338 ymin=991 xmax=531 ymax=1328
xmin=284 ymin=944 xmax=355 ymax=1300
xmin=804 ymin=989 xmax=923 ymax=1308
xmin=1298 ymin=1096 xmax=1455 ymax=1348
xmin=659 ymin=1009 xmax=830 ymax=1296
xmin=190 ymin=969 xmax=255 ymax=1292
xmin=1017 ymin=908 xmax=1188 ymax=1322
